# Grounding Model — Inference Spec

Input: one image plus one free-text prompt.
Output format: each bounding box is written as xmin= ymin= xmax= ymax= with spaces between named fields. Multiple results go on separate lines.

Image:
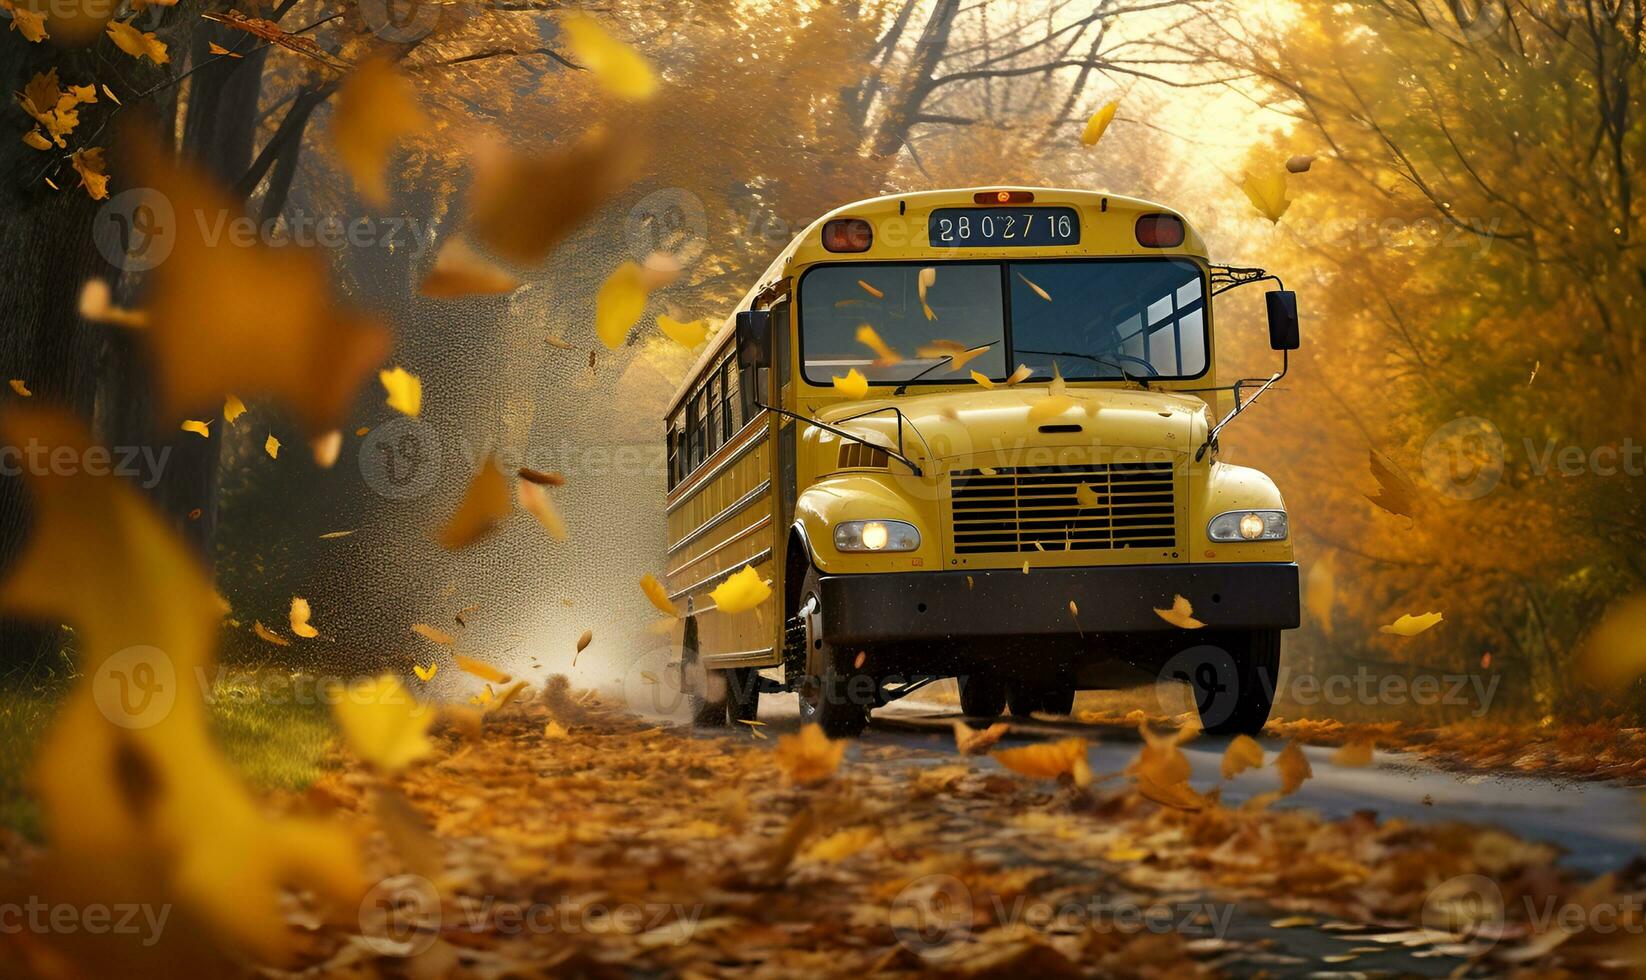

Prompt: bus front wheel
xmin=795 ymin=568 xmax=869 ymax=737
xmin=1178 ymin=629 xmax=1281 ymax=737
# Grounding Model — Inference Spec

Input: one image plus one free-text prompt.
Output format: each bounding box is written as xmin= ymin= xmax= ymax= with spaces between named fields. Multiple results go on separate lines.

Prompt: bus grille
xmin=949 ymin=462 xmax=1178 ymax=555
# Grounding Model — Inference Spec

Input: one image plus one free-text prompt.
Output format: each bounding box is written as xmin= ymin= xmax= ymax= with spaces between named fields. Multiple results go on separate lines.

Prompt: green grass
xmin=0 ymin=674 xmax=340 ymax=839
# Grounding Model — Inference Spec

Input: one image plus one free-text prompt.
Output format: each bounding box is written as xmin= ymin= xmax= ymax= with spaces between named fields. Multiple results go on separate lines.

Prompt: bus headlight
xmin=834 ymin=520 xmax=920 ymax=552
xmin=1208 ymin=510 xmax=1288 ymax=542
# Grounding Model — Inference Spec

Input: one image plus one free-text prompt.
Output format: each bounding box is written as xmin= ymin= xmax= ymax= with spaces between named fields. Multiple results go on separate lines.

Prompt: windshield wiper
xmin=892 ymin=342 xmax=997 ymax=395
xmin=1013 ymin=348 xmax=1150 ymax=389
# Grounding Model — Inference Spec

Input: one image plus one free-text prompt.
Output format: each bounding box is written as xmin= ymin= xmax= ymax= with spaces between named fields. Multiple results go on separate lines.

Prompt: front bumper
xmin=818 ymin=562 xmax=1300 ymax=645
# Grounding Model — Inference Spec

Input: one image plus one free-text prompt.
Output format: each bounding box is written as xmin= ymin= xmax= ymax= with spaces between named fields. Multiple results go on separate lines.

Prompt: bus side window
xmin=772 ymin=300 xmax=791 ymax=391
xmin=720 ymin=357 xmax=740 ymax=439
xmin=686 ymin=387 xmax=704 ymax=472
xmin=666 ymin=410 xmax=685 ymax=489
xmin=705 ymin=372 xmax=724 ymax=457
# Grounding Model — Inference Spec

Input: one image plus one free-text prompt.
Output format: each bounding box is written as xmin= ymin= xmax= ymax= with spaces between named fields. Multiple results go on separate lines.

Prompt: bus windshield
xmin=798 ymin=258 xmax=1208 ymax=385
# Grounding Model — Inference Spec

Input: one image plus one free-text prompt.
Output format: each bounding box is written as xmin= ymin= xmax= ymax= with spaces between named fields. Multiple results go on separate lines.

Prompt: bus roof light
xmin=1135 ymin=213 xmax=1185 ymax=248
xmin=822 ymin=218 xmax=873 ymax=252
xmin=974 ymin=190 xmax=1035 ymax=205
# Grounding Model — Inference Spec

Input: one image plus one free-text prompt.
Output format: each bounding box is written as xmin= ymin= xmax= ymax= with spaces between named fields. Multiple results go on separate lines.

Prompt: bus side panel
xmin=664 ymin=417 xmax=781 ymax=668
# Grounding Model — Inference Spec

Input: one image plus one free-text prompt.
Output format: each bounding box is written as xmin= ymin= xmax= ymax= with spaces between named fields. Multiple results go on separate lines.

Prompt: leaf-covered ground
xmin=13 ymin=677 xmax=1636 ymax=977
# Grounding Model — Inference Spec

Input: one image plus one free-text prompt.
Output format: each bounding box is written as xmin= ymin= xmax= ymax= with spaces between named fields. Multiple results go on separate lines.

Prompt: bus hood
xmin=811 ymin=386 xmax=1210 ymax=463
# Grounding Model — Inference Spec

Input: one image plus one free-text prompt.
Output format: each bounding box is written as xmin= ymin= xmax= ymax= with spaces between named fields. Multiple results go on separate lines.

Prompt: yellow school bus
xmin=663 ymin=187 xmax=1300 ymax=736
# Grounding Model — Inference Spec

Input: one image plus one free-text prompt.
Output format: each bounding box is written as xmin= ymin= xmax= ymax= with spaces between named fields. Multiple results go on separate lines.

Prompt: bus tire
xmin=1190 ymin=629 xmax=1280 ymax=737
xmin=958 ymin=672 xmax=1006 ymax=718
xmin=681 ymin=618 xmax=727 ymax=728
xmin=796 ymin=567 xmax=869 ymax=738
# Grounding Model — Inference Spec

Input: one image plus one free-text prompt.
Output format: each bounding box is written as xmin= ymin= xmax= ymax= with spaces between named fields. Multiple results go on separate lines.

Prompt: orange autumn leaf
xmin=106 ymin=18 xmax=168 ymax=64
xmin=78 ymin=278 xmax=149 ymax=328
xmin=411 ymin=623 xmax=455 ymax=646
xmin=1221 ymin=734 xmax=1265 ymax=779
xmin=774 ymin=723 xmax=845 ymax=785
xmin=455 ymin=654 xmax=511 ymax=684
xmin=288 ymin=596 xmax=318 ymax=638
xmin=952 ymin=720 xmax=1008 ymax=756
xmin=129 ymin=129 xmax=389 ymax=435
xmin=467 ymin=126 xmax=642 ymax=266
xmin=994 ymin=737 xmax=1092 ymax=787
xmin=640 ymin=572 xmax=679 ymax=617
xmin=69 ymin=147 xmax=109 ymax=201
xmin=438 ymin=455 xmax=511 ymax=550
xmin=517 ymin=476 xmax=567 ymax=540
xmin=1276 ymin=741 xmax=1313 ymax=795
xmin=419 ymin=236 xmax=520 ymax=298
xmin=332 ymin=56 xmax=428 ymax=207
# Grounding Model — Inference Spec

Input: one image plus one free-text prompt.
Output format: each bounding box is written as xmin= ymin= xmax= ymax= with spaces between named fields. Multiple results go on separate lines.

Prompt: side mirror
xmin=1265 ymin=290 xmax=1300 ymax=351
xmin=736 ymin=310 xmax=772 ymax=371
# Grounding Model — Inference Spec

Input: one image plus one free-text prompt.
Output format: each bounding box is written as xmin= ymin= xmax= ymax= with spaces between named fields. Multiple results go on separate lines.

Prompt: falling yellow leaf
xmin=332 ymin=56 xmax=427 ymax=207
xmin=1017 ymin=272 xmax=1052 ymax=301
xmin=253 ymin=620 xmax=289 ymax=646
xmin=657 ymin=314 xmax=710 ymax=349
xmin=856 ymin=324 xmax=901 ymax=365
xmin=101 ymin=83 xmax=119 ymax=104
xmin=0 ymin=408 xmax=362 ymax=958
xmin=1026 ymin=362 xmax=1077 ymax=422
xmin=1380 ymin=611 xmax=1443 ymax=636
xmin=994 ymin=737 xmax=1092 ymax=788
xmin=1221 ymin=734 xmax=1265 ymax=779
xmin=518 ymin=467 xmax=566 ymax=486
xmin=378 ymin=365 xmax=421 ymax=417
xmin=438 ymin=455 xmax=512 ymax=550
xmin=1081 ymin=100 xmax=1118 ymax=146
xmin=774 ymin=723 xmax=845 ymax=785
xmin=857 ymin=280 xmax=883 ymax=299
xmin=207 ymin=41 xmax=241 ymax=57
xmin=8 ymin=379 xmax=31 ymax=397
xmin=455 ymin=653 xmax=510 ymax=684
xmin=264 ymin=434 xmax=280 ymax=459
xmin=467 ymin=126 xmax=642 ymax=266
xmin=544 ymin=720 xmax=569 ymax=739
xmin=971 ymin=371 xmax=994 ymax=388
xmin=1075 ymin=484 xmax=1101 ymax=508
xmin=575 ymin=629 xmax=593 ymax=656
xmin=517 ymin=477 xmax=567 ymax=540
xmin=640 ymin=573 xmax=679 ymax=617
xmin=1002 ymin=364 xmax=1032 ymax=386
xmin=333 ymin=674 xmax=433 ymax=773
xmin=1580 ymin=594 xmax=1646 ymax=686
xmin=561 ymin=13 xmax=657 ymax=101
xmin=77 ymin=278 xmax=149 ymax=328
xmin=595 ymin=260 xmax=651 ymax=349
xmin=412 ymin=663 xmax=438 ymax=682
xmin=1275 ymin=741 xmax=1312 ymax=794
xmin=709 ymin=564 xmax=771 ymax=614
xmin=22 ymin=128 xmax=50 ymax=150
xmin=69 ymin=147 xmax=109 ymax=200
xmin=419 ymin=236 xmax=520 ymax=298
xmin=832 ymin=368 xmax=869 ymax=400
xmin=410 ymin=631 xmax=463 ymax=659
xmin=1286 ymin=154 xmax=1315 ymax=174
xmin=916 ymin=340 xmax=988 ymax=373
xmin=917 ymin=266 xmax=938 ymax=320
xmin=106 ymin=18 xmax=168 ymax=64
xmin=1330 ymin=741 xmax=1374 ymax=767
xmin=180 ymin=419 xmax=210 ymax=438
xmin=1153 ymin=594 xmax=1204 ymax=629
xmin=1132 ymin=725 xmax=1204 ymax=810
xmin=1241 ymin=170 xmax=1292 ymax=223
xmin=952 ymin=720 xmax=1008 ymax=756
xmin=289 ymin=596 xmax=319 ymax=638
xmin=223 ymin=394 xmax=247 ymax=424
